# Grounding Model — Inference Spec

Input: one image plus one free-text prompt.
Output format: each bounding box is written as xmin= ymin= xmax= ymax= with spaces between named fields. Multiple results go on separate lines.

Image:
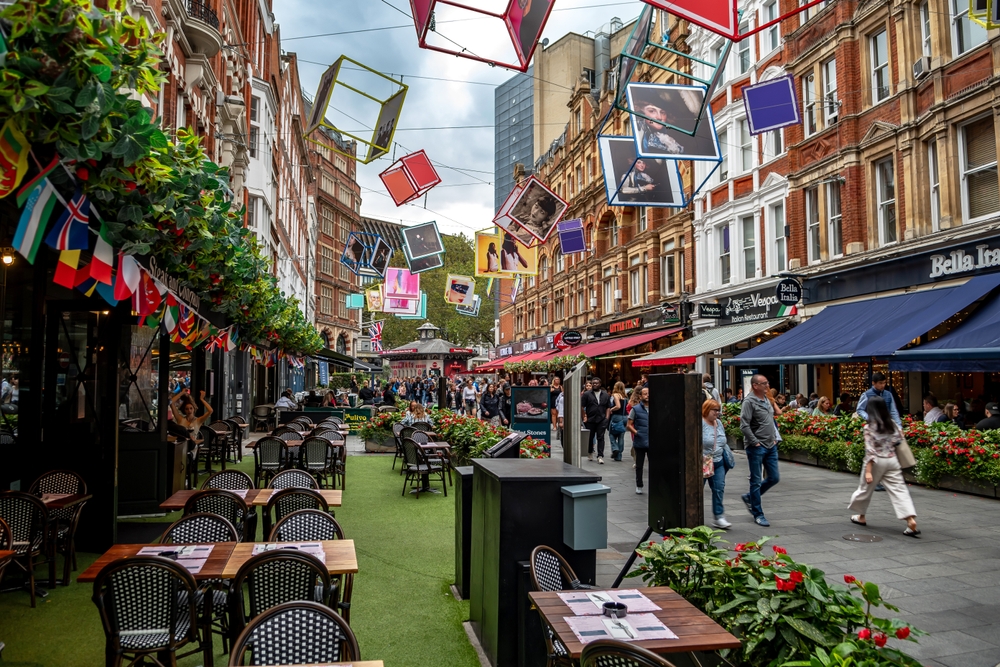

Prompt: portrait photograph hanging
xmin=383 ymin=296 xmax=421 ymax=316
xmin=598 ymin=136 xmax=683 ymax=207
xmin=402 ymin=220 xmax=445 ymax=260
xmin=406 ymin=252 xmax=444 ymax=273
xmin=507 ymin=177 xmax=568 ymax=243
xmin=498 ymin=231 xmax=538 ymax=275
xmin=368 ymin=236 xmax=393 ymax=277
xmin=475 ymin=231 xmax=506 ymax=277
xmin=366 ymin=285 xmax=384 ymax=312
xmin=384 ymin=267 xmax=420 ymax=300
xmin=625 ymin=83 xmax=721 ymax=160
xmin=444 ymin=274 xmax=477 ymax=306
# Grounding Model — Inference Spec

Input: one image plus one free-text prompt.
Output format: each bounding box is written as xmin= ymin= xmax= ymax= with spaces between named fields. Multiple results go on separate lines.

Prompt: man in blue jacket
xmin=855 ymin=372 xmax=901 ymax=426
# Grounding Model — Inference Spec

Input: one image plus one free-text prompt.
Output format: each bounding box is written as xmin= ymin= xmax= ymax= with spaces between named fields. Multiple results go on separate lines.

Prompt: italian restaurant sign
xmin=717 ymin=287 xmax=797 ymax=325
xmin=929 ymin=244 xmax=1000 ymax=278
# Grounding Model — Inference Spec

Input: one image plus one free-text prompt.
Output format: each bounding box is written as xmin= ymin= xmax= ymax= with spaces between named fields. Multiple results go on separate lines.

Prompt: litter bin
xmin=454 ymin=466 xmax=474 ymax=599
xmin=562 ymin=483 xmax=611 ymax=550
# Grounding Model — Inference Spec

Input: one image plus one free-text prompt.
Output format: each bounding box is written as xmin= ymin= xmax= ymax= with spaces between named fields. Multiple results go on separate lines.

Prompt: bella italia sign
xmin=929 ymin=244 xmax=1000 ymax=278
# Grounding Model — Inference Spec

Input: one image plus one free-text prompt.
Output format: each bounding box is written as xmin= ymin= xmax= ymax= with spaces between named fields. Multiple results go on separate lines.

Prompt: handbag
xmin=703 ymin=455 xmax=715 ymax=478
xmin=609 ymin=414 xmax=626 ymax=435
xmin=722 ymin=442 xmax=736 ymax=471
xmin=895 ymin=437 xmax=916 ymax=468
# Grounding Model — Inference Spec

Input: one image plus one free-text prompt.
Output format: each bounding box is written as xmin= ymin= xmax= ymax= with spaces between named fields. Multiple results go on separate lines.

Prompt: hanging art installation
xmin=556 ymin=219 xmax=587 ymax=254
xmin=457 ymin=294 xmax=482 ymax=317
xmin=597 ymin=136 xmax=686 ymax=208
xmin=742 ymin=74 xmax=802 ymax=135
xmin=379 ymin=150 xmax=442 ymax=206
xmin=384 ymin=267 xmax=421 ymax=300
xmin=474 ymin=230 xmax=505 ymax=277
xmin=399 ymin=292 xmax=428 ymax=319
xmin=970 ymin=0 xmax=1000 ymax=29
xmin=641 ymin=0 xmax=829 ymax=42
xmin=625 ymin=83 xmax=722 ymax=161
xmin=444 ymin=274 xmax=476 ymax=306
xmin=496 ymin=176 xmax=568 ymax=245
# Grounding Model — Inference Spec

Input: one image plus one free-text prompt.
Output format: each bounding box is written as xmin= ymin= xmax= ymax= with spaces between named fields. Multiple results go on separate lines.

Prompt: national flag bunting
xmin=227 ymin=328 xmax=239 ymax=352
xmin=0 ymin=119 xmax=29 ymax=199
xmin=114 ymin=253 xmax=141 ymax=301
xmin=132 ymin=270 xmax=162 ymax=316
xmin=369 ymin=321 xmax=384 ymax=352
xmin=52 ymin=249 xmax=81 ymax=288
xmin=45 ymin=188 xmax=90 ymax=251
xmin=74 ymin=263 xmax=97 ymax=297
xmin=90 ymin=222 xmax=114 ymax=284
xmin=13 ymin=179 xmax=58 ymax=264
xmin=163 ymin=293 xmax=180 ymax=335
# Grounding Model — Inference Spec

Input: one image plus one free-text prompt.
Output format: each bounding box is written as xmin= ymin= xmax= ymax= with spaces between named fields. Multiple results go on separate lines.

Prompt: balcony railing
xmin=187 ymin=0 xmax=219 ymax=29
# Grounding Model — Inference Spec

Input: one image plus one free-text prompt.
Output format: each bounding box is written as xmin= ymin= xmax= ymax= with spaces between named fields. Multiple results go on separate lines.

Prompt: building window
xmin=248 ymin=126 xmax=258 ymax=158
xmin=321 ymin=206 xmax=334 ymax=236
xmin=806 ymin=186 xmax=820 ymax=262
xmin=555 ymin=290 xmax=564 ymax=320
xmin=247 ymin=196 xmax=257 ymax=230
xmin=822 ymin=58 xmax=838 ymax=126
xmin=320 ymin=245 xmax=334 ymax=276
xmin=610 ymin=219 xmax=619 ymax=246
xmin=928 ymin=140 xmax=940 ymax=232
xmin=871 ymin=29 xmax=890 ymax=103
xmin=771 ymin=202 xmax=786 ymax=274
xmin=661 ymin=243 xmax=676 ymax=295
xmin=641 ymin=252 xmax=648 ymax=304
xmin=737 ymin=21 xmax=751 ymax=74
xmin=920 ymin=2 xmax=932 ymax=57
xmin=577 ymin=281 xmax=584 ymax=314
xmin=803 ymin=73 xmax=817 ymax=136
xmin=338 ymin=292 xmax=347 ymax=319
xmin=764 ymin=128 xmax=783 ymax=162
xmin=952 ymin=0 xmax=987 ymax=56
xmin=876 ymin=157 xmax=897 ymax=245
xmin=719 ymin=225 xmax=731 ymax=285
xmin=250 ymin=96 xmax=259 ymax=122
xmin=528 ymin=305 xmax=535 ymax=329
xmin=542 ymin=299 xmax=549 ymax=325
xmin=961 ymin=116 xmax=1000 ymax=221
xmin=603 ymin=279 xmax=614 ymax=316
xmin=540 ymin=256 xmax=549 ymax=281
xmin=320 ymin=286 xmax=333 ymax=315
xmin=637 ymin=207 xmax=647 ymax=233
xmin=741 ymin=215 xmax=756 ymax=279
xmin=711 ymin=43 xmax=727 ymax=85
xmin=827 ymin=182 xmax=842 ymax=257
xmin=630 ymin=268 xmax=641 ymax=306
xmin=339 ymin=217 xmax=349 ymax=244
xmin=718 ymin=129 xmax=729 ymax=181
xmin=764 ymin=0 xmax=779 ymax=51
xmin=739 ymin=119 xmax=752 ymax=172
xmin=321 ymin=172 xmax=336 ymax=195
xmin=337 ymin=183 xmax=352 ymax=208
xmin=555 ymin=251 xmax=564 ymax=273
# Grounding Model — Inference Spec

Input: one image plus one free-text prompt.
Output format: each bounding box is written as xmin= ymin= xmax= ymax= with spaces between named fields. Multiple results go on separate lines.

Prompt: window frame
xmin=718 ymin=128 xmax=729 ymax=181
xmin=770 ymin=202 xmax=787 ymax=275
xmin=920 ymin=2 xmax=932 ymax=57
xmin=875 ymin=156 xmax=898 ymax=246
xmin=803 ymin=72 xmax=817 ymax=136
xmin=637 ymin=207 xmax=648 ymax=233
xmin=806 ymin=186 xmax=821 ymax=263
xmin=822 ymin=58 xmax=838 ymax=126
xmin=763 ymin=0 xmax=780 ymax=52
xmin=928 ymin=139 xmax=940 ymax=232
xmin=827 ymin=181 xmax=843 ymax=258
xmin=739 ymin=118 xmax=753 ymax=173
xmin=870 ymin=29 xmax=890 ymax=104
xmin=737 ymin=21 xmax=752 ymax=74
xmin=718 ymin=225 xmax=731 ymax=285
xmin=959 ymin=115 xmax=1000 ymax=224
xmin=741 ymin=214 xmax=756 ymax=280
xmin=951 ymin=0 xmax=987 ymax=57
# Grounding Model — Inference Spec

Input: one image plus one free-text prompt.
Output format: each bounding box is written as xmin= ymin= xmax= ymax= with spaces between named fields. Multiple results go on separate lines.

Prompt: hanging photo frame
xmin=445 ymin=274 xmax=477 ymax=306
xmin=406 ymin=251 xmax=444 ymax=274
xmin=384 ymin=267 xmax=421 ymax=300
xmin=505 ymin=176 xmax=568 ymax=243
xmin=557 ymin=219 xmax=588 ymax=254
xmin=383 ymin=295 xmax=422 ymax=316
xmin=366 ymin=285 xmax=385 ymax=311
xmin=743 ymin=75 xmax=801 ymax=135
xmin=626 ymin=83 xmax=722 ymax=161
xmin=402 ymin=220 xmax=445 ymax=260
xmin=399 ymin=292 xmax=428 ymax=319
xmin=475 ymin=231 xmax=506 ymax=277
xmin=497 ymin=231 xmax=538 ymax=275
xmin=457 ymin=294 xmax=482 ymax=317
xmin=367 ymin=236 xmax=393 ymax=278
xmin=598 ymin=136 xmax=685 ymax=207
xmin=379 ymin=150 xmax=442 ymax=206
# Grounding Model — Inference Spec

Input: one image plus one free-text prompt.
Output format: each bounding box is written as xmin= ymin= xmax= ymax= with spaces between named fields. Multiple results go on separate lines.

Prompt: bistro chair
xmin=580 ymin=639 xmax=679 ymax=667
xmin=391 ymin=423 xmax=406 ymax=471
xmin=269 ymin=469 xmax=319 ymax=491
xmin=272 ymin=425 xmax=301 ymax=437
xmin=199 ymin=425 xmax=228 ymax=473
xmin=228 ymin=551 xmax=333 ymax=644
xmin=270 ymin=510 xmax=352 ymax=624
xmin=253 ymin=437 xmax=289 ymax=488
xmin=0 ymin=491 xmax=47 ymax=607
xmin=378 ymin=405 xmax=397 ymax=414
xmin=251 ymin=405 xmax=275 ymax=432
xmin=29 ymin=469 xmax=88 ymax=586
xmin=410 ymin=430 xmax=452 ymax=485
xmin=262 ymin=488 xmax=329 ymax=540
xmin=401 ymin=439 xmax=447 ymax=498
xmin=274 ymin=432 xmax=301 ymax=445
xmin=92 ymin=556 xmax=208 ymax=667
xmin=208 ymin=421 xmax=237 ymax=462
xmin=227 ymin=414 xmax=250 ymax=442
xmin=228 ymin=600 xmax=359 ymax=666
xmin=530 ymin=545 xmax=593 ymax=667
xmin=291 ymin=416 xmax=313 ymax=426
xmin=324 ymin=416 xmax=345 ymax=427
xmin=312 ymin=428 xmax=344 ymax=443
xmin=202 ymin=469 xmax=255 ymax=491
xmin=411 ymin=421 xmax=433 ymax=432
xmin=301 ymin=438 xmax=337 ymax=489
xmin=183 ymin=490 xmax=252 ymax=542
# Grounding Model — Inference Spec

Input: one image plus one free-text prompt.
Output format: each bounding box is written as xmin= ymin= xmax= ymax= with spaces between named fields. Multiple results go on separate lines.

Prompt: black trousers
xmin=587 ymin=420 xmax=607 ymax=457
xmin=635 ymin=447 xmax=649 ymax=488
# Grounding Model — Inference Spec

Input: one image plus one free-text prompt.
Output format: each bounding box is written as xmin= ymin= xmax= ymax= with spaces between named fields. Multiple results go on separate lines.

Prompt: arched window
xmin=321 ymin=331 xmax=332 ymax=349
xmin=539 ymin=255 xmax=549 ymax=281
xmin=336 ymin=333 xmax=348 ymax=355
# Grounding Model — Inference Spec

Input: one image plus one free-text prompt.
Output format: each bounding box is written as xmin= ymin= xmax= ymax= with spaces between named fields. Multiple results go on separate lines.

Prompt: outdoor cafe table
xmin=40 ymin=493 xmax=93 ymax=587
xmin=77 ymin=540 xmax=358 ymax=582
xmin=412 ymin=442 xmax=451 ymax=493
xmin=159 ymin=488 xmax=343 ymax=511
xmin=528 ymin=587 xmax=740 ymax=659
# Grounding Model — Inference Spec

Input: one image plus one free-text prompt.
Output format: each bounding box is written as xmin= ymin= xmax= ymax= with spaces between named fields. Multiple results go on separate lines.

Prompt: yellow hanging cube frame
xmin=970 ymin=0 xmax=1000 ymax=29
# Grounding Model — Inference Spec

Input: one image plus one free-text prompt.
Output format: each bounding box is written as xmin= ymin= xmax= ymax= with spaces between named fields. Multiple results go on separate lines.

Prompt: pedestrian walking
xmin=855 ymin=372 xmax=901 ymax=426
xmin=702 ymin=399 xmax=731 ymax=529
xmin=499 ymin=383 xmax=513 ymax=427
xmin=848 ymin=396 xmax=920 ymax=537
xmin=581 ymin=377 xmax=611 ymax=463
xmin=607 ymin=381 xmax=629 ymax=462
xmin=462 ymin=379 xmax=477 ymax=416
xmin=702 ymin=374 xmax=721 ymax=404
xmin=480 ymin=383 xmax=502 ymax=426
xmin=627 ymin=386 xmax=650 ymax=494
xmin=740 ymin=374 xmax=779 ymax=527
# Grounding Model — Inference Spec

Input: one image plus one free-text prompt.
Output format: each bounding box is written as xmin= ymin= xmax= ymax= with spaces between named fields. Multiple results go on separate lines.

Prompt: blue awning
xmin=723 ymin=274 xmax=1000 ymax=366
xmin=890 ymin=287 xmax=1000 ymax=367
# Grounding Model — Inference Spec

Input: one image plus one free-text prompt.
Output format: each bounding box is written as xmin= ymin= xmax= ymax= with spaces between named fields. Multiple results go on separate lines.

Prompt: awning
xmin=722 ymin=273 xmax=1000 ymax=366
xmin=312 ymin=347 xmax=354 ymax=370
xmin=890 ymin=290 xmax=1000 ymax=369
xmin=353 ymin=359 xmax=383 ymax=372
xmin=576 ymin=328 xmax=684 ymax=359
xmin=475 ymin=352 xmax=525 ymax=372
xmin=635 ymin=320 xmax=783 ymax=367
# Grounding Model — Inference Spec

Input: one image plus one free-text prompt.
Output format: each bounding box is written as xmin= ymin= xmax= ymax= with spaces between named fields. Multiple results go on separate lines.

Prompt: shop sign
xmin=553 ymin=332 xmax=568 ymax=350
xmin=510 ymin=386 xmax=551 ymax=446
xmin=929 ymin=244 xmax=1000 ymax=278
xmin=775 ymin=278 xmax=802 ymax=305
xmin=449 ymin=348 xmax=475 ymax=354
xmin=146 ymin=256 xmax=201 ymax=311
xmin=519 ymin=340 xmax=538 ymax=353
xmin=718 ymin=288 xmax=788 ymax=325
xmin=498 ymin=345 xmax=514 ymax=357
xmin=590 ymin=309 xmax=679 ymax=339
xmin=383 ymin=348 xmax=418 ymax=355
xmin=563 ymin=331 xmax=583 ymax=345
xmin=699 ymin=303 xmax=722 ymax=318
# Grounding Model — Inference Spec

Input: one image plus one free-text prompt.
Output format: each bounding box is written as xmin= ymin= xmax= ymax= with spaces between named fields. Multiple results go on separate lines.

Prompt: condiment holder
xmin=602 ymin=601 xmax=628 ymax=618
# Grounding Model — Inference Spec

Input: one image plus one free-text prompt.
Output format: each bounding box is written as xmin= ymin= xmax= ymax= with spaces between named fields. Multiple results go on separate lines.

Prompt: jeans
xmin=635 ymin=447 xmax=649 ymax=487
xmin=587 ymin=420 xmax=607 ymax=457
xmin=746 ymin=444 xmax=780 ymax=517
xmin=608 ymin=417 xmax=626 ymax=459
xmin=464 ymin=399 xmax=476 ymax=416
xmin=704 ymin=460 xmax=727 ymax=516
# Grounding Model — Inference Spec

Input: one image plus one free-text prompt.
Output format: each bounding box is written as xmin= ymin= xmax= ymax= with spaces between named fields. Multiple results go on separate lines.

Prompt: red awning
xmin=475 ymin=352 xmax=527 ymax=372
xmin=572 ymin=328 xmax=684 ymax=359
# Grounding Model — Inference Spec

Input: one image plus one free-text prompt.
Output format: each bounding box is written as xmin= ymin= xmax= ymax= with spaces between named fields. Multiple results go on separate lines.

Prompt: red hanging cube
xmin=379 ymin=150 xmax=442 ymax=206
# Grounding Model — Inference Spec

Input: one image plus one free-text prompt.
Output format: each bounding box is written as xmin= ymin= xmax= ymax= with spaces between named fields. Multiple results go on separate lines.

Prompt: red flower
xmin=873 ymin=632 xmax=887 ymax=647
xmin=75 ymin=166 xmax=89 ymax=181
xmin=858 ymin=628 xmax=871 ymax=640
xmin=735 ymin=543 xmax=747 ymax=552
xmin=844 ymin=575 xmax=856 ymax=584
xmin=774 ymin=575 xmax=797 ymax=592
xmin=895 ymin=627 xmax=910 ymax=640
xmin=124 ymin=181 xmax=137 ymax=192
xmin=789 ymin=570 xmax=804 ymax=583
xmin=772 ymin=546 xmax=787 ymax=555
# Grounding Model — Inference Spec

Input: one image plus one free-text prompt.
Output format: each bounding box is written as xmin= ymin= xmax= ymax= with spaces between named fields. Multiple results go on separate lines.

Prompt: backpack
xmin=702 ymin=386 xmax=713 ymax=403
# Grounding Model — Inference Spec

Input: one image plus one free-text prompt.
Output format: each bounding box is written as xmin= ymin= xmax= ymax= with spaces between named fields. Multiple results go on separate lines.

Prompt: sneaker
xmin=712 ymin=516 xmax=732 ymax=529
xmin=740 ymin=494 xmax=753 ymax=515
xmin=875 ymin=483 xmax=886 ymax=492
xmin=636 ymin=486 xmax=643 ymax=494
xmin=598 ymin=457 xmax=604 ymax=464
xmin=754 ymin=515 xmax=771 ymax=527
xmin=588 ymin=453 xmax=594 ymax=461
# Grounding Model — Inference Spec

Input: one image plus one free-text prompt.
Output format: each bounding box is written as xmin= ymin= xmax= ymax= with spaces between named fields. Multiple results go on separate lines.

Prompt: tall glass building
xmin=494 ymin=68 xmax=534 ymax=213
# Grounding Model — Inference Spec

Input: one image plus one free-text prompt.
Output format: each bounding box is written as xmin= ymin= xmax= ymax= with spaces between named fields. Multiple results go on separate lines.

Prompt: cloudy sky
xmin=273 ymin=0 xmax=642 ymax=238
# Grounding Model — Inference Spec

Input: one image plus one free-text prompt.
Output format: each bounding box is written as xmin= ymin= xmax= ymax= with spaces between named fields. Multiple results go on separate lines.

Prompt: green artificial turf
xmin=0 ymin=455 xmax=480 ymax=667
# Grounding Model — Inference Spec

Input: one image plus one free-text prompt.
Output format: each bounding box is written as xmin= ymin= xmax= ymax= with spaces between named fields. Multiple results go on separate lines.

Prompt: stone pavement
xmin=567 ymin=440 xmax=1000 ymax=667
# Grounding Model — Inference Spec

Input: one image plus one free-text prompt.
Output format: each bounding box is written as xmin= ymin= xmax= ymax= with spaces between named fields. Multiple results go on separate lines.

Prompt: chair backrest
xmin=0 ymin=516 xmax=10 ymax=550
xmin=183 ymin=490 xmax=249 ymax=533
xmin=202 ymin=469 xmax=254 ymax=491
xmin=411 ymin=421 xmax=432 ymax=432
xmin=0 ymin=492 xmax=46 ymax=552
xmin=93 ymin=556 xmax=201 ymax=654
xmin=291 ymin=416 xmax=312 ymax=425
xmin=580 ymin=639 xmax=679 ymax=667
xmin=410 ymin=430 xmax=430 ymax=445
xmin=161 ymin=512 xmax=240 ymax=544
xmin=401 ymin=439 xmax=423 ymax=467
xmin=399 ymin=426 xmax=417 ymax=442
xmin=252 ymin=405 xmax=273 ymax=419
xmin=208 ymin=421 xmax=234 ymax=437
xmin=229 ymin=551 xmax=332 ymax=638
xmin=269 ymin=469 xmax=319 ymax=490
xmin=301 ymin=438 xmax=334 ymax=472
xmin=313 ymin=429 xmax=345 ymax=443
xmin=228 ymin=600 xmax=359 ymax=666
xmin=228 ymin=415 xmax=249 ymax=427
xmin=275 ymin=431 xmax=300 ymax=442
xmin=255 ymin=438 xmax=288 ymax=468
xmin=392 ymin=423 xmax=405 ymax=437
xmin=530 ymin=545 xmax=582 ymax=592
xmin=29 ymin=469 xmax=87 ymax=495
xmin=379 ymin=405 xmax=397 ymax=413
xmin=267 ymin=488 xmax=328 ymax=527
xmin=270 ymin=509 xmax=345 ymax=542
xmin=272 ymin=426 xmax=300 ymax=437
xmin=324 ymin=417 xmax=344 ymax=426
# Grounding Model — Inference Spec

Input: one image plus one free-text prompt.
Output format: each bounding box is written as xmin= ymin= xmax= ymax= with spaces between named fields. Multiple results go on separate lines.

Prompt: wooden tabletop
xmin=40 ymin=493 xmax=93 ymax=510
xmin=251 ymin=489 xmax=342 ymax=507
xmin=222 ymin=539 xmax=358 ymax=577
xmin=0 ymin=550 xmax=15 ymax=562
xmin=77 ymin=543 xmax=237 ymax=582
xmin=529 ymin=588 xmax=741 ymax=658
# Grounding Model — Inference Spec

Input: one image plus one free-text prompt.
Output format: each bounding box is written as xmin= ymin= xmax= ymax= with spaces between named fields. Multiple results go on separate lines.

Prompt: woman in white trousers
xmin=848 ymin=396 xmax=920 ymax=537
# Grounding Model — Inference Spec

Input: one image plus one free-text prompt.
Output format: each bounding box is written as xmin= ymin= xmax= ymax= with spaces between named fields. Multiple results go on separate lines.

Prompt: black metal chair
xmin=392 ymin=423 xmax=406 ymax=471
xmin=410 ymin=430 xmax=453 ymax=486
xmin=29 ymin=469 xmax=88 ymax=587
xmin=301 ymin=438 xmax=337 ymax=489
xmin=270 ymin=510 xmax=352 ymax=624
xmin=92 ymin=556 xmax=208 ymax=667
xmin=0 ymin=491 xmax=47 ymax=607
xmin=319 ymin=416 xmax=344 ymax=426
xmin=202 ymin=469 xmax=255 ymax=491
xmin=272 ymin=425 xmax=301 ymax=437
xmin=183 ymin=490 xmax=252 ymax=542
xmin=262 ymin=488 xmax=328 ymax=540
xmin=411 ymin=421 xmax=433 ymax=432
xmin=312 ymin=428 xmax=344 ymax=443
xmin=268 ymin=469 xmax=319 ymax=490
xmin=207 ymin=420 xmax=237 ymax=463
xmin=580 ymin=639 xmax=679 ymax=667
xmin=530 ymin=545 xmax=594 ymax=667
xmin=401 ymin=439 xmax=447 ymax=498
xmin=253 ymin=437 xmax=288 ymax=488
xmin=228 ymin=550 xmax=333 ymax=645
xmin=251 ymin=405 xmax=275 ymax=432
xmin=228 ymin=600 xmax=359 ymax=666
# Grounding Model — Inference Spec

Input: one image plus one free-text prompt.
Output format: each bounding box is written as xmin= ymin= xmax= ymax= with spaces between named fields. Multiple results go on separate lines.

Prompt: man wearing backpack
xmin=702 ymin=373 xmax=721 ymax=404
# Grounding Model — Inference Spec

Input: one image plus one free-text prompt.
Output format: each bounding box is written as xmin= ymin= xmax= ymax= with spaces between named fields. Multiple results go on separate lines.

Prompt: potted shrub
xmin=358 ymin=411 xmax=396 ymax=453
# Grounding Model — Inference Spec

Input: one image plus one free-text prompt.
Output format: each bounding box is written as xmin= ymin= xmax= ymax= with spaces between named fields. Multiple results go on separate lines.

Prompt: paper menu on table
xmin=228 ymin=489 xmax=250 ymax=499
xmin=564 ymin=613 xmax=678 ymax=644
xmin=558 ymin=590 xmax=662 ymax=615
xmin=137 ymin=545 xmax=214 ymax=574
xmin=251 ymin=542 xmax=326 ymax=562
xmin=40 ymin=493 xmax=71 ymax=502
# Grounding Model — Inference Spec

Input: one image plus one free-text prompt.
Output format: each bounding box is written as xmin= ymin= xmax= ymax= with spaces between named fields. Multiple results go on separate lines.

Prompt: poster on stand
xmin=510 ymin=386 xmax=551 ymax=447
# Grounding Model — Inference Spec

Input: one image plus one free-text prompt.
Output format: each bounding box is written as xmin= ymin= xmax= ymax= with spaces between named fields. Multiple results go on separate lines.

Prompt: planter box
xmin=779 ymin=449 xmax=817 ymax=466
xmin=937 ymin=474 xmax=996 ymax=498
xmin=726 ymin=434 xmax=744 ymax=451
xmin=902 ymin=470 xmax=918 ymax=484
xmin=365 ymin=434 xmax=396 ymax=453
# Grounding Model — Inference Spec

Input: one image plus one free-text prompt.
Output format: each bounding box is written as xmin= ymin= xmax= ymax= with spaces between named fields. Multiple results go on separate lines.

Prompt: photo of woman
xmin=385 ymin=268 xmax=420 ymax=299
xmin=445 ymin=274 xmax=476 ymax=306
xmin=475 ymin=231 xmax=507 ymax=277
xmin=508 ymin=0 xmax=554 ymax=62
xmin=599 ymin=136 xmax=683 ymax=207
xmin=488 ymin=243 xmax=499 ymax=272
xmin=500 ymin=233 xmax=529 ymax=272
xmin=626 ymin=83 xmax=721 ymax=160
xmin=508 ymin=178 xmax=567 ymax=242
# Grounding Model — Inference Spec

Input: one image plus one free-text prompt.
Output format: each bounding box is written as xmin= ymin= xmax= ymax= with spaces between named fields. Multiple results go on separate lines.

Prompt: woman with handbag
xmin=849 ymin=396 xmax=920 ymax=536
xmin=607 ymin=382 xmax=629 ymax=462
xmin=702 ymin=399 xmax=732 ymax=529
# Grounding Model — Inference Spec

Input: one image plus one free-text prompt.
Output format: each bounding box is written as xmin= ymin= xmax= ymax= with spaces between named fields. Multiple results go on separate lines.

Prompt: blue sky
xmin=273 ymin=0 xmax=641 ymax=237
